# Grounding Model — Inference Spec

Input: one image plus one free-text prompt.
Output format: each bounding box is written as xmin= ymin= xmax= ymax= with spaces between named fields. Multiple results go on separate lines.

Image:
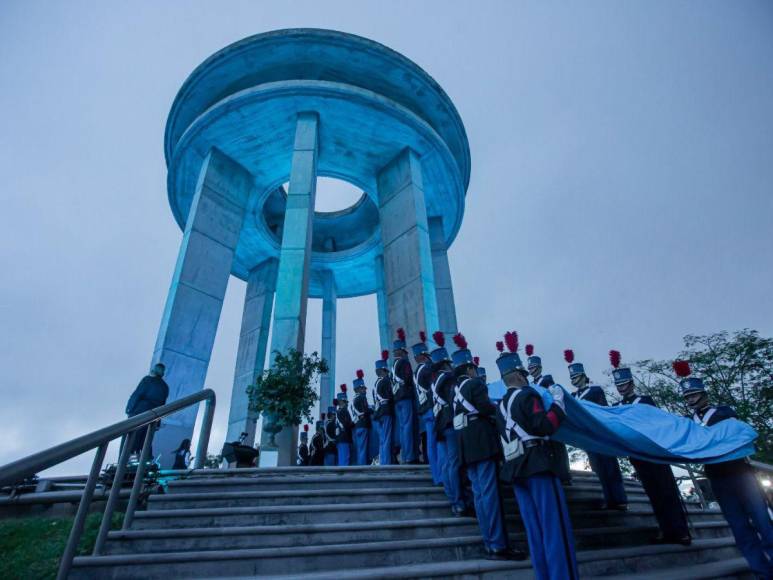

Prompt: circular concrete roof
xmin=165 ymin=29 xmax=470 ymax=298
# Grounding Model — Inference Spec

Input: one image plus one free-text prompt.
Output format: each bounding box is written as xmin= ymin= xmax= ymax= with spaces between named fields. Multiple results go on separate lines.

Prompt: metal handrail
xmin=0 ymin=388 xmax=216 ymax=579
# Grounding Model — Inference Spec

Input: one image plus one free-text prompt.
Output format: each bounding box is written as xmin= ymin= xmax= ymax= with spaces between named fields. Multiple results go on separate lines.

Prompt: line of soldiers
xmin=296 ymin=328 xmax=772 ymax=578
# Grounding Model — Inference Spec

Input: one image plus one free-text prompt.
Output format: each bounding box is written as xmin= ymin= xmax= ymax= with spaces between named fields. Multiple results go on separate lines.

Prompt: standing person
xmin=368 ymin=389 xmax=380 ymax=465
xmin=373 ymin=350 xmax=395 ymax=465
xmin=610 ymin=350 xmax=691 ymax=545
xmin=413 ymin=331 xmax=441 ymax=484
xmin=496 ymin=331 xmax=579 ymax=580
xmin=351 ymin=370 xmax=372 ymax=466
xmin=125 ymin=363 xmax=169 ymax=454
xmin=564 ymin=349 xmax=628 ymax=511
xmin=430 ymin=331 xmax=467 ymax=517
xmin=297 ymin=425 xmax=310 ymax=467
xmin=323 ymin=406 xmax=337 ymax=466
xmin=392 ymin=328 xmax=418 ymax=464
xmin=474 ymin=357 xmax=487 ymax=384
xmin=452 ymin=333 xmax=525 ymax=561
xmin=335 ymin=385 xmax=354 ymax=466
xmin=677 ymin=360 xmax=773 ymax=577
xmin=309 ymin=415 xmax=325 ymax=466
xmin=172 ymin=438 xmax=191 ymax=470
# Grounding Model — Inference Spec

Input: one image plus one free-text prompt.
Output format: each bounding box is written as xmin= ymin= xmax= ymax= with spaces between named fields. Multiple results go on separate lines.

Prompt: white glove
xmin=549 ymin=385 xmax=566 ymax=413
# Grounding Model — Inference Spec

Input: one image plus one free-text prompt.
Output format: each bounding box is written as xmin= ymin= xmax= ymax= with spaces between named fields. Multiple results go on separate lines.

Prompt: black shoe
xmin=486 ymin=547 xmax=527 ymax=561
xmin=610 ymin=503 xmax=628 ymax=511
xmin=649 ymin=533 xmax=667 ymax=544
xmin=451 ymin=506 xmax=466 ymax=517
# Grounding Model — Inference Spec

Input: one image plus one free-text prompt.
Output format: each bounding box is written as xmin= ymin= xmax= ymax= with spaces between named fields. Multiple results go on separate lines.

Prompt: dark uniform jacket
xmin=497 ymin=386 xmax=567 ymax=482
xmin=392 ymin=357 xmax=415 ymax=402
xmin=297 ymin=442 xmax=309 ymax=466
xmin=373 ymin=375 xmax=394 ymax=419
xmin=352 ymin=392 xmax=372 ymax=430
xmin=415 ymin=363 xmax=434 ymax=415
xmin=433 ymin=371 xmax=456 ymax=438
xmin=692 ymin=405 xmax=750 ymax=478
xmin=336 ymin=405 xmax=354 ymax=444
xmin=324 ymin=418 xmax=337 ymax=455
xmin=453 ymin=376 xmax=501 ymax=465
xmin=572 ymin=384 xmax=609 ymax=406
xmin=309 ymin=432 xmax=325 ymax=465
xmin=126 ymin=375 xmax=169 ymax=416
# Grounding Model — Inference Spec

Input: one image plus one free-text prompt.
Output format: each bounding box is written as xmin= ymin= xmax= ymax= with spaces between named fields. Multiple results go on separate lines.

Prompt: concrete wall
xmin=319 ymin=270 xmax=336 ymax=410
xmin=429 ymin=216 xmax=458 ymax=338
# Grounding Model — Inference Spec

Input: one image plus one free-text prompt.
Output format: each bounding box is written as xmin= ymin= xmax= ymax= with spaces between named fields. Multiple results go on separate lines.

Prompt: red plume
xmin=473 ymin=356 xmax=480 ymax=366
xmin=340 ymin=383 xmax=347 ymax=392
xmin=504 ymin=331 xmax=519 ymax=353
xmin=496 ymin=341 xmax=504 ymax=353
xmin=525 ymin=344 xmax=534 ymax=356
xmin=356 ymin=369 xmax=364 ymax=379
xmin=419 ymin=330 xmax=427 ymax=342
xmin=672 ymin=360 xmax=691 ymax=378
xmin=304 ymin=424 xmax=309 ymax=432
xmin=432 ymin=331 xmax=445 ymax=347
xmin=564 ymin=349 xmax=575 ymax=364
xmin=609 ymin=350 xmax=621 ymax=369
xmin=381 ymin=349 xmax=389 ymax=361
xmin=396 ymin=327 xmax=406 ymax=341
xmin=453 ymin=333 xmax=468 ymax=350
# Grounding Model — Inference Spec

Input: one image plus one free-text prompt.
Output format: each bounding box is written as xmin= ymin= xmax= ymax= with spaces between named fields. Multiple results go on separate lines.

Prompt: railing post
xmin=194 ymin=396 xmax=215 ymax=469
xmin=92 ymin=432 xmax=135 ymax=555
xmin=57 ymin=442 xmax=108 ymax=580
xmin=122 ymin=421 xmax=157 ymax=530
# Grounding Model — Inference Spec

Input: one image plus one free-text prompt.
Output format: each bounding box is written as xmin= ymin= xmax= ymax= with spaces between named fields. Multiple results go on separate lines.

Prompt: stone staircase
xmin=70 ymin=465 xmax=752 ymax=579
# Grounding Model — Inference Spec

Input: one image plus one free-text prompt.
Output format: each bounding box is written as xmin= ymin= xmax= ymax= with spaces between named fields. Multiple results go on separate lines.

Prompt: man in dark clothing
xmin=373 ymin=350 xmax=394 ymax=465
xmin=452 ymin=332 xmax=525 ymax=561
xmin=413 ymin=331 xmax=441 ymax=483
xmin=125 ymin=363 xmax=169 ymax=454
xmin=610 ymin=350 xmax=691 ymax=545
xmin=335 ymin=385 xmax=354 ymax=466
xmin=351 ymin=370 xmax=372 ymax=466
xmin=391 ymin=328 xmax=418 ymax=464
xmin=309 ymin=416 xmax=326 ymax=466
xmin=297 ymin=424 xmax=310 ymax=466
xmin=323 ymin=406 xmax=338 ymax=466
xmin=676 ymin=360 xmax=773 ymax=578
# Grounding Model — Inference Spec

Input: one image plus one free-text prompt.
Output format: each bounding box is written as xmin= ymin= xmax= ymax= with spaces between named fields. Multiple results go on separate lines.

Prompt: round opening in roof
xmin=281 ymin=176 xmax=365 ymax=214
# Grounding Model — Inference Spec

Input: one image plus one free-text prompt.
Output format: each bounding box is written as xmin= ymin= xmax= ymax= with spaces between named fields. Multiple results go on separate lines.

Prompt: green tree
xmin=631 ymin=329 xmax=772 ymax=465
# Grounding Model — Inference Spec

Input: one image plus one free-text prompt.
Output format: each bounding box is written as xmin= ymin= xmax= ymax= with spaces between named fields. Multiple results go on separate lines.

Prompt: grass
xmin=0 ymin=512 xmax=123 ymax=580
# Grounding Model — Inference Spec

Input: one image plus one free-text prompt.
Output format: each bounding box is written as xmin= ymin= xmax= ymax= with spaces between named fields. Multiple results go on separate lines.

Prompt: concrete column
xmin=152 ymin=149 xmax=253 ymax=466
xmin=226 ymin=258 xmax=278 ymax=447
xmin=377 ymin=148 xmax=439 ymax=349
xmin=429 ymin=217 xmax=458 ymax=337
xmin=374 ymin=255 xmax=390 ymax=353
xmin=260 ymin=112 xmax=318 ymax=466
xmin=319 ymin=271 xmax=337 ymax=410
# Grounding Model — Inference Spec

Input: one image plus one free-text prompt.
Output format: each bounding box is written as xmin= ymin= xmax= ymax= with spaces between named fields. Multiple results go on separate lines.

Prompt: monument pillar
xmin=226 ymin=258 xmax=277 ymax=447
xmin=260 ymin=112 xmax=318 ymax=466
xmin=319 ymin=270 xmax=336 ymax=410
xmin=377 ymin=148 xmax=439 ymax=347
xmin=152 ymin=149 xmax=253 ymax=466
xmin=429 ymin=217 xmax=458 ymax=337
xmin=374 ymin=255 xmax=391 ymax=353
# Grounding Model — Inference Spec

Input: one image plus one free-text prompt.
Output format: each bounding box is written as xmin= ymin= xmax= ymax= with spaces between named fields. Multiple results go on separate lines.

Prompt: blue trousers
xmin=324 ymin=451 xmax=336 ymax=466
xmin=439 ymin=428 xmax=465 ymax=511
xmin=396 ymin=399 xmax=416 ymax=462
xmin=711 ymin=470 xmax=773 ymax=577
xmin=337 ymin=442 xmax=351 ymax=466
xmin=588 ymin=452 xmax=628 ymax=506
xmin=514 ymin=474 xmax=579 ymax=580
xmin=420 ymin=409 xmax=441 ymax=484
xmin=379 ymin=414 xmax=394 ymax=465
xmin=468 ymin=459 xmax=507 ymax=551
xmin=353 ymin=427 xmax=369 ymax=466
xmin=369 ymin=420 xmax=380 ymax=463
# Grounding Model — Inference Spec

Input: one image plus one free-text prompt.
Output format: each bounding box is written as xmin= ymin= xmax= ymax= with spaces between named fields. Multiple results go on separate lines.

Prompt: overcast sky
xmin=1 ymin=1 xmax=771 ymax=475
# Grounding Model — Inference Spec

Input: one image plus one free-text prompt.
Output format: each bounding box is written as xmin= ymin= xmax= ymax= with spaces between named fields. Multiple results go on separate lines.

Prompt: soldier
xmin=430 ymin=331 xmax=467 ymax=516
xmin=610 ymin=350 xmax=691 ymax=545
xmin=309 ymin=414 xmax=325 ymax=466
xmin=452 ymin=333 xmax=526 ymax=561
xmin=297 ymin=424 xmax=310 ymax=466
xmin=392 ymin=328 xmax=418 ymax=464
xmin=676 ymin=360 xmax=773 ymax=577
xmin=351 ymin=370 xmax=372 ymax=466
xmin=323 ymin=405 xmax=337 ymax=466
xmin=335 ymin=384 xmax=354 ymax=466
xmin=496 ymin=331 xmax=579 ymax=580
xmin=413 ymin=331 xmax=441 ymax=483
xmin=373 ymin=350 xmax=395 ymax=465
xmin=526 ymin=344 xmax=572 ymax=485
xmin=564 ymin=349 xmax=628 ymax=511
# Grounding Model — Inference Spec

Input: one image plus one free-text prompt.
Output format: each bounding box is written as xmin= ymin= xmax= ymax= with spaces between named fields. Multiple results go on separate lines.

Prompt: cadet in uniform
xmin=323 ymin=405 xmax=337 ymax=466
xmin=351 ymin=370 xmax=372 ymax=466
xmin=297 ymin=424 xmax=310 ymax=466
xmin=309 ymin=414 xmax=325 ymax=466
xmin=497 ymin=332 xmax=579 ymax=580
xmin=373 ymin=350 xmax=395 ymax=465
xmin=430 ymin=331 xmax=467 ymax=516
xmin=335 ymin=384 xmax=354 ymax=466
xmin=474 ymin=357 xmax=487 ymax=384
xmin=564 ymin=349 xmax=628 ymax=510
xmin=392 ymin=328 xmax=418 ymax=464
xmin=452 ymin=333 xmax=525 ymax=561
xmin=413 ymin=331 xmax=441 ymax=483
xmin=676 ymin=360 xmax=773 ymax=577
xmin=610 ymin=350 xmax=691 ymax=545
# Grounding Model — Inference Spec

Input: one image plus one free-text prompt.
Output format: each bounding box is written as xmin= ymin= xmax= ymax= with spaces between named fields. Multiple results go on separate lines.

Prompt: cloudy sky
xmin=1 ymin=1 xmax=771 ymax=475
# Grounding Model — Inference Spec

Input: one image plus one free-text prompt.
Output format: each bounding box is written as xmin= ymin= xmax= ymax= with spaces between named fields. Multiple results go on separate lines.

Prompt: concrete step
xmin=165 ymin=473 xmax=435 ymax=493
xmin=601 ymin=556 xmax=752 ymax=579
xmin=71 ymin=535 xmax=741 ymax=579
